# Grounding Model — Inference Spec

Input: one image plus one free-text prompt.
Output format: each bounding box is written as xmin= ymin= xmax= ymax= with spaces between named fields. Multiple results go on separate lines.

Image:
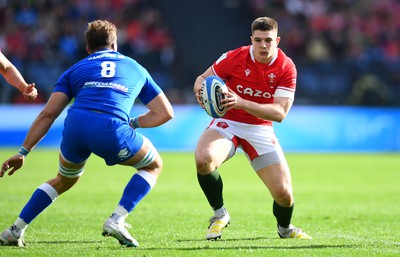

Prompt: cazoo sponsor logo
xmin=236 ymin=85 xmax=272 ymax=98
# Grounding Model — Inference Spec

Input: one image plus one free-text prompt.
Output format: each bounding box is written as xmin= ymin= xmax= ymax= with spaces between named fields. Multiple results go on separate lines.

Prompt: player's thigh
xmin=195 ymin=128 xmax=233 ymax=170
xmin=59 ymin=128 xmax=88 ymax=179
xmin=256 ymin=158 xmax=293 ymax=206
xmin=257 ymin=163 xmax=292 ymax=193
xmin=61 ymin=116 xmax=91 ymax=163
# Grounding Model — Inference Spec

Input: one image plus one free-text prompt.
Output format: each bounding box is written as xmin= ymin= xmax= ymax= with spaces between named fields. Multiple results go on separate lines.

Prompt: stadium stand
xmin=1 ymin=0 xmax=399 ymax=105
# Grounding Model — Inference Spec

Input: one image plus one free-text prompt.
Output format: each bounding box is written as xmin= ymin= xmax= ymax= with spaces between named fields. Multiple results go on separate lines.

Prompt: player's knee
xmin=195 ymin=149 xmax=219 ymax=174
xmin=59 ymin=158 xmax=85 ymax=178
xmin=273 ymin=188 xmax=293 ymax=207
xmin=49 ymin=173 xmax=80 ymax=195
xmin=150 ymin=154 xmax=163 ymax=175
xmin=134 ymin=146 xmax=163 ymax=177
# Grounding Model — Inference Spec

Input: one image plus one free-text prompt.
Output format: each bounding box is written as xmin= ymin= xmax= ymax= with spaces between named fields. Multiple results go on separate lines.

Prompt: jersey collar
xmin=249 ymin=45 xmax=278 ymax=66
xmin=95 ymin=49 xmax=115 ymax=54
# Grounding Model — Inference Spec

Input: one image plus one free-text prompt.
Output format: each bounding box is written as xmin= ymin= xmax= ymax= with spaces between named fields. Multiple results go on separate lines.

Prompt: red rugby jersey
xmin=212 ymin=45 xmax=296 ymax=126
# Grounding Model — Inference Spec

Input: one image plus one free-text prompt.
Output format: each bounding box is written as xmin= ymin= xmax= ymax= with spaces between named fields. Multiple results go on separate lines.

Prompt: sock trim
xmin=14 ymin=217 xmax=28 ymax=230
xmin=136 ymin=170 xmax=156 ymax=188
xmin=214 ymin=206 xmax=227 ymax=217
xmin=38 ymin=183 xmax=59 ymax=201
xmin=114 ymin=205 xmax=129 ymax=218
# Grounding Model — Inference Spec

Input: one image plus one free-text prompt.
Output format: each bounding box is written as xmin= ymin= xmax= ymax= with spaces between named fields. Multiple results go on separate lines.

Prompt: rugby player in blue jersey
xmin=0 ymin=20 xmax=173 ymax=247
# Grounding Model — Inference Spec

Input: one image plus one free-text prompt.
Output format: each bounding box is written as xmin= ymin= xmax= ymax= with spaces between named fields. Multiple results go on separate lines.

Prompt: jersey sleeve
xmin=274 ymin=61 xmax=297 ymax=100
xmin=211 ymin=51 xmax=234 ymax=79
xmin=53 ymin=69 xmax=73 ymax=99
xmin=137 ymin=71 xmax=162 ymax=105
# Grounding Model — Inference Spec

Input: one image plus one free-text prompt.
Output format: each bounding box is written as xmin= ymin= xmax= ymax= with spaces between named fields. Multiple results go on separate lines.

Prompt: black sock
xmin=273 ymin=201 xmax=294 ymax=228
xmin=197 ymin=170 xmax=223 ymax=210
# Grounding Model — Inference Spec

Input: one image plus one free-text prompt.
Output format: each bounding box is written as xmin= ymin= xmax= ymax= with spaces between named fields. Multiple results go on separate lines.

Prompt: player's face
xmin=251 ymin=30 xmax=280 ymax=64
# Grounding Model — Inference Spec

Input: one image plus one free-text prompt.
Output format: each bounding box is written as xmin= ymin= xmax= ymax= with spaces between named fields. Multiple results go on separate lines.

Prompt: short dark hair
xmin=85 ymin=20 xmax=117 ymax=51
xmin=251 ymin=17 xmax=278 ymax=34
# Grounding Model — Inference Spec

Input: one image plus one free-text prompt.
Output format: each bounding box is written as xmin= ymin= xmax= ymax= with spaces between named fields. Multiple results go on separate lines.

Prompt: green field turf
xmin=0 ymin=149 xmax=399 ymax=257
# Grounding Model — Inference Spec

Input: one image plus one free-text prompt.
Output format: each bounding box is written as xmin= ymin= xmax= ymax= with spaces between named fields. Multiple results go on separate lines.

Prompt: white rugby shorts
xmin=208 ymin=118 xmax=287 ymax=171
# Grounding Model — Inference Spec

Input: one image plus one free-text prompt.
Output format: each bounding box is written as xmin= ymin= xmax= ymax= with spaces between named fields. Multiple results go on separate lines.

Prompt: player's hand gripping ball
xmin=200 ymin=76 xmax=228 ymax=118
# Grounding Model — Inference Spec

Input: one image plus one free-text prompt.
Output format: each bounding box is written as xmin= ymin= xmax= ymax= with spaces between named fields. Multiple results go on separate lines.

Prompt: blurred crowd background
xmin=1 ymin=0 xmax=399 ymax=105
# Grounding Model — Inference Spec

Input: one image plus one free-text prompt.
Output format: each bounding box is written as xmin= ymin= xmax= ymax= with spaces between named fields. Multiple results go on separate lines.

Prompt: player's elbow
xmin=273 ymin=112 xmax=286 ymax=123
xmin=164 ymin=105 xmax=174 ymax=122
xmin=158 ymin=105 xmax=174 ymax=124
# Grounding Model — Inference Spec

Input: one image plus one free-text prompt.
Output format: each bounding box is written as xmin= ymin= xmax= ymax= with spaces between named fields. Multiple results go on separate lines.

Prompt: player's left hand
xmin=221 ymin=88 xmax=241 ymax=111
xmin=0 ymin=154 xmax=25 ymax=177
xmin=23 ymin=83 xmax=38 ymax=101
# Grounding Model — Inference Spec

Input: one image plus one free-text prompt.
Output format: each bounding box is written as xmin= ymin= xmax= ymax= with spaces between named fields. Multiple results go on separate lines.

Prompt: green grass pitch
xmin=0 ymin=149 xmax=399 ymax=256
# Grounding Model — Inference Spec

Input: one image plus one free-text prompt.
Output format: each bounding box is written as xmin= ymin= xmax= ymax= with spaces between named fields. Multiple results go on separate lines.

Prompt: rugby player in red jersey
xmin=193 ymin=16 xmax=311 ymax=240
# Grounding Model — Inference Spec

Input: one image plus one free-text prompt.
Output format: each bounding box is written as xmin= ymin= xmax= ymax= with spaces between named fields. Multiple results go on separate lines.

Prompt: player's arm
xmin=193 ymin=67 xmax=215 ymax=105
xmin=22 ymin=92 xmax=70 ymax=149
xmin=243 ymin=96 xmax=293 ymax=122
xmin=223 ymin=89 xmax=293 ymax=123
xmin=0 ymin=92 xmax=70 ymax=177
xmin=0 ymin=52 xmax=38 ymax=101
xmin=132 ymin=92 xmax=173 ymax=129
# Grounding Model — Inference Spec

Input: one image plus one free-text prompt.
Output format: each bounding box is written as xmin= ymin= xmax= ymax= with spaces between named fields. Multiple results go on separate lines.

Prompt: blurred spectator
xmin=247 ymin=0 xmax=400 ymax=105
xmin=2 ymin=0 xmax=400 ymax=105
xmin=0 ymin=0 xmax=179 ymax=103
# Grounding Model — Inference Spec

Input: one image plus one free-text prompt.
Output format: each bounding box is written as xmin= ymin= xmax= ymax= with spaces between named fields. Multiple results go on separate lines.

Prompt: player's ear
xmin=86 ymin=45 xmax=92 ymax=54
xmin=276 ymin=36 xmax=281 ymax=45
xmin=111 ymin=41 xmax=118 ymax=51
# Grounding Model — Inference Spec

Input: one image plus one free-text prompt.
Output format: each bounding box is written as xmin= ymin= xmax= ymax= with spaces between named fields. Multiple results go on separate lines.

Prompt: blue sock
xmin=19 ymin=183 xmax=58 ymax=224
xmin=118 ymin=170 xmax=156 ymax=213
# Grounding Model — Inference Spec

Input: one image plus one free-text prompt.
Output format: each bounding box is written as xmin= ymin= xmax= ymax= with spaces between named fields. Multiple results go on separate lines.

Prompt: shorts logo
xmin=216 ymin=122 xmax=229 ymax=129
xmin=117 ymin=148 xmax=130 ymax=159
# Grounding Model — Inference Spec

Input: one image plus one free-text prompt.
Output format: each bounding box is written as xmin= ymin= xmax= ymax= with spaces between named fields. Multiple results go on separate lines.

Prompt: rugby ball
xmin=200 ymin=76 xmax=228 ymax=118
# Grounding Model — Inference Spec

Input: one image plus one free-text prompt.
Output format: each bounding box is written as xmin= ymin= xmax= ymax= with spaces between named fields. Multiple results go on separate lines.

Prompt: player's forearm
xmin=194 ymin=75 xmax=205 ymax=94
xmin=240 ymin=100 xmax=288 ymax=123
xmin=22 ymin=114 xmax=56 ymax=151
xmin=136 ymin=111 xmax=171 ymax=128
xmin=135 ymin=94 xmax=173 ymax=128
xmin=4 ymin=67 xmax=28 ymax=92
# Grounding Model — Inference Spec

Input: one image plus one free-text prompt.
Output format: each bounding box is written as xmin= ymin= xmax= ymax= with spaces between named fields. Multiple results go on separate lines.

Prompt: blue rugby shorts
xmin=60 ymin=109 xmax=143 ymax=166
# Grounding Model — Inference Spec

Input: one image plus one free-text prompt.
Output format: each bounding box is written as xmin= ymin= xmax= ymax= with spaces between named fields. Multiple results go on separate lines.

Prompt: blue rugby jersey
xmin=53 ymin=49 xmax=162 ymax=121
